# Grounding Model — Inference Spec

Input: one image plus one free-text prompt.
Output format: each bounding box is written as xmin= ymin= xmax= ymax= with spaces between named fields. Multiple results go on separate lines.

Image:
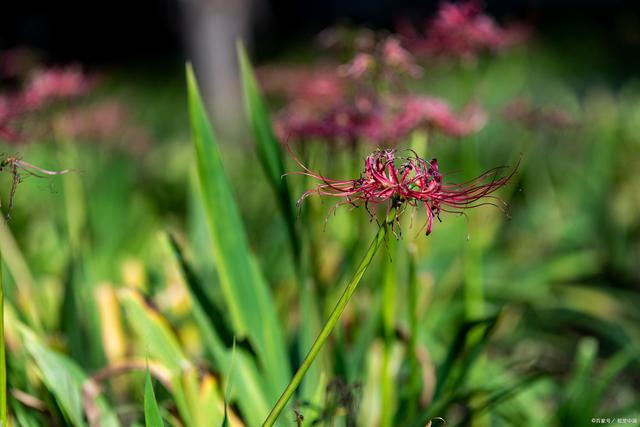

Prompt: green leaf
xmin=19 ymin=327 xmax=119 ymax=427
xmin=433 ymin=315 xmax=500 ymax=400
xmin=559 ymin=337 xmax=599 ymax=424
xmin=119 ymin=289 xmax=188 ymax=374
xmin=185 ymin=63 xmax=290 ymax=395
xmin=145 ymin=370 xmax=164 ymax=427
xmin=119 ymin=289 xmax=197 ymax=427
xmin=165 ymin=233 xmax=273 ymax=426
xmin=236 ymin=42 xmax=299 ymax=261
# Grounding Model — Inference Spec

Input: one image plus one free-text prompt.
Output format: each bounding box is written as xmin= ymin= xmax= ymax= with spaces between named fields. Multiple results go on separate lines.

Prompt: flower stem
xmin=381 ymin=235 xmax=397 ymax=427
xmin=262 ymin=222 xmax=389 ymax=426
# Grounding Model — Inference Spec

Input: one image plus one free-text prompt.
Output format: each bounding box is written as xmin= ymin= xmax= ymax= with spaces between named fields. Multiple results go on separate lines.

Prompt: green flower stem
xmin=262 ymin=222 xmax=389 ymax=426
xmin=381 ymin=235 xmax=397 ymax=427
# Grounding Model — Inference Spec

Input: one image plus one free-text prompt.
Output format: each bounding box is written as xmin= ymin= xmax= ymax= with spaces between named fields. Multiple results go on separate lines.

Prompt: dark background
xmin=2 ymin=0 xmax=640 ymax=67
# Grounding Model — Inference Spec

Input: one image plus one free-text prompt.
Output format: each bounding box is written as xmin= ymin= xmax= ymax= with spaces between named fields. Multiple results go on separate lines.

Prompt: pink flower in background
xmin=398 ymin=1 xmax=529 ymax=62
xmin=290 ymin=148 xmax=515 ymax=235
xmin=0 ymin=64 xmax=94 ymax=142
xmin=503 ymin=97 xmax=575 ymax=130
xmin=256 ymin=64 xmax=345 ymax=106
xmin=275 ymin=94 xmax=486 ymax=143
xmin=260 ymin=25 xmax=490 ymax=146
xmin=339 ymin=53 xmax=376 ymax=79
xmin=0 ymin=94 xmax=22 ymax=141
xmin=20 ymin=66 xmax=94 ymax=109
xmin=381 ymin=37 xmax=423 ymax=78
xmin=274 ymin=96 xmax=385 ymax=143
xmin=54 ymin=100 xmax=152 ymax=153
xmin=393 ymin=95 xmax=487 ymax=138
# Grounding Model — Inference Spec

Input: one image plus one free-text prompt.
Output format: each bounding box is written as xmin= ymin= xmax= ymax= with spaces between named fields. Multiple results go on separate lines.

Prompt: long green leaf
xmin=165 ymin=233 xmax=273 ymax=426
xmin=145 ymin=370 xmax=164 ymax=427
xmin=185 ymin=63 xmax=290 ymax=395
xmin=236 ymin=42 xmax=300 ymax=262
xmin=119 ymin=289 xmax=197 ymax=427
xmin=0 ymin=253 xmax=6 ymax=427
xmin=19 ymin=326 xmax=119 ymax=427
xmin=119 ymin=290 xmax=188 ymax=373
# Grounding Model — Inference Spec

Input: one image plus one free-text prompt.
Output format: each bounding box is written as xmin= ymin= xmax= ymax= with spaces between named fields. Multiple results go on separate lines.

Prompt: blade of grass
xmin=397 ymin=249 xmax=422 ymax=423
xmin=145 ymin=370 xmax=165 ymax=427
xmin=0 ymin=251 xmax=6 ymax=427
xmin=0 ymin=217 xmax=41 ymax=330
xmin=19 ymin=326 xmax=120 ymax=427
xmin=457 ymin=372 xmax=546 ymax=425
xmin=11 ymin=397 xmax=44 ymax=427
xmin=262 ymin=221 xmax=389 ymax=426
xmin=559 ymin=337 xmax=599 ymax=425
xmin=56 ymin=138 xmax=106 ymax=370
xmin=237 ymin=41 xmax=324 ymax=412
xmin=381 ymin=236 xmax=397 ymax=427
xmin=119 ymin=290 xmax=189 ymax=373
xmin=165 ymin=234 xmax=273 ymax=426
xmin=433 ymin=315 xmax=500 ymax=400
xmin=237 ymin=41 xmax=300 ymax=263
xmin=181 ymin=371 xmax=225 ymax=426
xmin=221 ymin=338 xmax=236 ymax=427
xmin=186 ymin=63 xmax=290 ymax=395
xmin=119 ymin=289 xmax=198 ymax=427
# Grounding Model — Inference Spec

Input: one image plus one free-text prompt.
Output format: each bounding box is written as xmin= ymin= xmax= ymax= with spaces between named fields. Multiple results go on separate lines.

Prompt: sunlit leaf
xmin=144 ymin=370 xmax=164 ymax=427
xmin=186 ymin=63 xmax=290 ymax=396
xmin=237 ymin=41 xmax=299 ymax=260
xmin=19 ymin=326 xmax=119 ymax=427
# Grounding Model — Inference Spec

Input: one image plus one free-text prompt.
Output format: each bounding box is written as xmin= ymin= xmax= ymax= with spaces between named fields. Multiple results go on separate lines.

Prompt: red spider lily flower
xmin=398 ymin=1 xmax=529 ymax=62
xmin=289 ymin=147 xmax=515 ymax=235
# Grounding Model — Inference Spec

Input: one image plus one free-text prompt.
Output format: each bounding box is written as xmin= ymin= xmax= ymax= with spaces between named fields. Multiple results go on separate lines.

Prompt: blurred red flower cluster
xmin=261 ymin=31 xmax=488 ymax=145
xmin=1 ymin=65 xmax=94 ymax=140
xmin=398 ymin=1 xmax=529 ymax=63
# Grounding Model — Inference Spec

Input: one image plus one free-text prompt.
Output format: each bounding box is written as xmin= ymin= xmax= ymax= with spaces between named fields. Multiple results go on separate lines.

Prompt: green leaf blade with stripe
xmin=186 ymin=63 xmax=291 ymax=399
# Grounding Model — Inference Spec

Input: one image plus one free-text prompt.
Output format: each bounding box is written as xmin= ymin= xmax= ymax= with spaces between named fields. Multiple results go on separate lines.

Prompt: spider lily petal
xmin=291 ymin=148 xmax=516 ymax=236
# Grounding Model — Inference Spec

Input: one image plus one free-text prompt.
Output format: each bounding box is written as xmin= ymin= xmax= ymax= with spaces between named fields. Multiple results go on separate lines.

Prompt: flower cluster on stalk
xmin=291 ymin=148 xmax=514 ymax=236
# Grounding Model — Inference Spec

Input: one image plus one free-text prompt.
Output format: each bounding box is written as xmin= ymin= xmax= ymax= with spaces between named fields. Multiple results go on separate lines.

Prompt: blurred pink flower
xmin=275 ymin=94 xmax=486 ymax=143
xmin=339 ymin=53 xmax=376 ymax=79
xmin=0 ymin=64 xmax=95 ymax=142
xmin=0 ymin=94 xmax=22 ymax=141
xmin=53 ymin=100 xmax=152 ymax=153
xmin=381 ymin=37 xmax=423 ymax=78
xmin=398 ymin=1 xmax=529 ymax=62
xmin=291 ymin=148 xmax=514 ymax=235
xmin=261 ymin=32 xmax=484 ymax=146
xmin=503 ymin=97 xmax=575 ymax=130
xmin=256 ymin=64 xmax=345 ymax=106
xmin=21 ymin=66 xmax=94 ymax=109
xmin=394 ymin=95 xmax=487 ymax=138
